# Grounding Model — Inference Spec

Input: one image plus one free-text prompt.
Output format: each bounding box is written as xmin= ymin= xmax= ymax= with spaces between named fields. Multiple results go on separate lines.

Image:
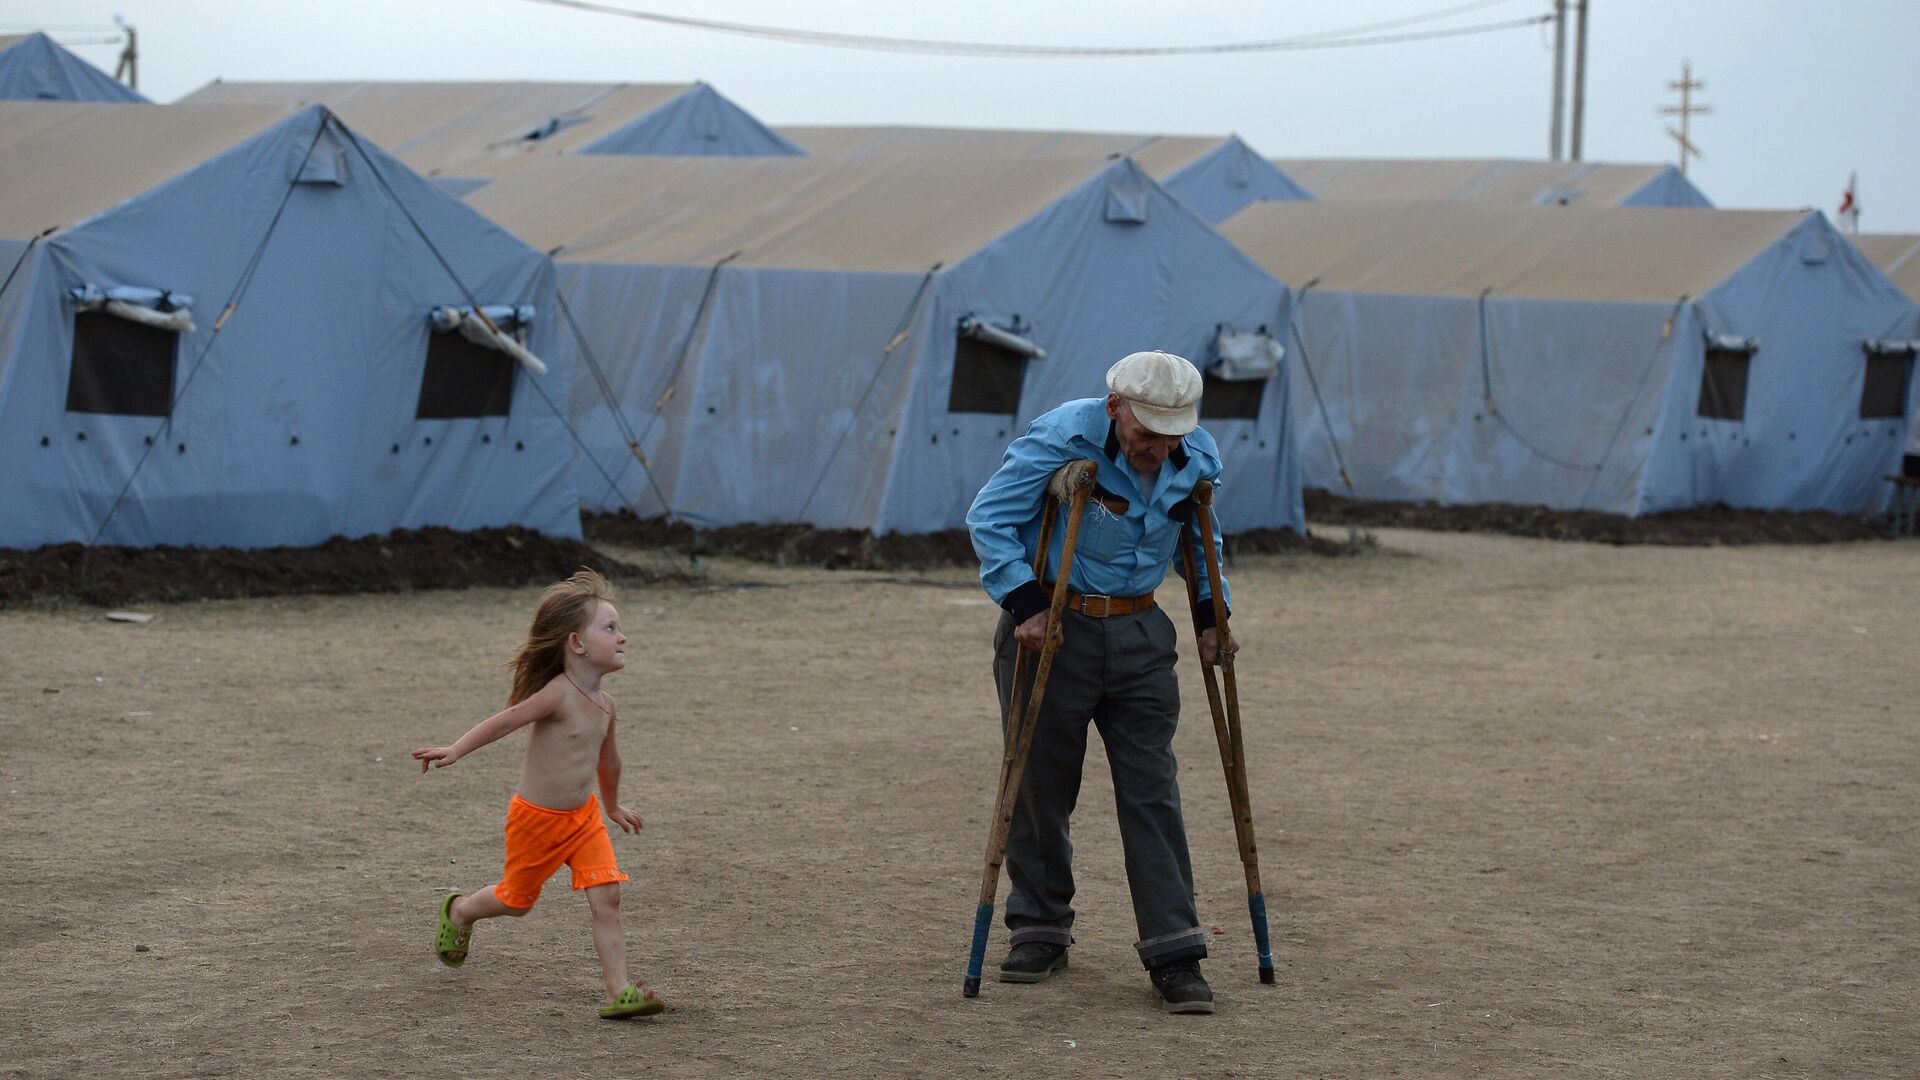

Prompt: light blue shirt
xmin=966 ymin=398 xmax=1230 ymax=620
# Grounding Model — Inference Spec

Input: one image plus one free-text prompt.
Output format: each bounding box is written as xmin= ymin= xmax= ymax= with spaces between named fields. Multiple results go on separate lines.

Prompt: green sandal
xmin=435 ymin=892 xmax=472 ymax=968
xmin=598 ymin=983 xmax=664 ymax=1019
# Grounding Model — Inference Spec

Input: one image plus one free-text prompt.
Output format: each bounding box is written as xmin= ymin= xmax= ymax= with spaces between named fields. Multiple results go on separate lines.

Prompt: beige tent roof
xmin=1220 ymin=200 xmax=1808 ymax=302
xmin=1276 ymin=158 xmax=1681 ymax=206
xmin=780 ymin=124 xmax=1227 ymax=179
xmin=464 ymin=153 xmax=1118 ymax=273
xmin=0 ymin=100 xmax=292 ymax=239
xmin=179 ymin=80 xmax=697 ymax=178
xmin=1851 ymin=233 xmax=1920 ymax=303
xmin=0 ymin=35 xmax=28 ymax=51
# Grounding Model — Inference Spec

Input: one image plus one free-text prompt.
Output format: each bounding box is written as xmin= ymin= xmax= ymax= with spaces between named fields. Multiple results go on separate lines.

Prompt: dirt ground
xmin=2 ymin=528 xmax=1916 ymax=1079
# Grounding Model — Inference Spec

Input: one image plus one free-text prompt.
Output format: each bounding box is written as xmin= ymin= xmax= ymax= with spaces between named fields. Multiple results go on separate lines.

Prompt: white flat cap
xmin=1106 ymin=350 xmax=1202 ymax=436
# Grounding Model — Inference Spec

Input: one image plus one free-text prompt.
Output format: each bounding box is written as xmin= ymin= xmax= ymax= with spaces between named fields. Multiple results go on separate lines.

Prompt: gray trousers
xmin=993 ymin=606 xmax=1208 ymax=969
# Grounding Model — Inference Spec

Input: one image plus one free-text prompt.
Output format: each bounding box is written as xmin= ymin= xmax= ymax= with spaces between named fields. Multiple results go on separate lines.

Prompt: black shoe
xmin=1150 ymin=962 xmax=1215 ymax=1014
xmin=997 ymin=941 xmax=1069 ymax=983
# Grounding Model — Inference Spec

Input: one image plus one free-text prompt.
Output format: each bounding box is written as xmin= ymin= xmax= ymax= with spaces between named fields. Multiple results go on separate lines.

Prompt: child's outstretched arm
xmin=598 ymin=710 xmax=644 ymax=832
xmin=412 ymin=682 xmax=560 ymax=772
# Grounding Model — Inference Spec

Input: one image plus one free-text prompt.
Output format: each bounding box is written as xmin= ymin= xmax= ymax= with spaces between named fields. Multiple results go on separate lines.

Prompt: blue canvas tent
xmin=180 ymin=80 xmax=801 ymax=192
xmin=0 ymin=101 xmax=580 ymax=549
xmin=0 ymin=32 xmax=146 ymax=103
xmin=1277 ymin=158 xmax=1712 ymax=208
xmin=1219 ymin=200 xmax=1920 ymax=515
xmin=779 ymin=126 xmax=1310 ymax=224
xmin=466 ymin=153 xmax=1303 ymax=535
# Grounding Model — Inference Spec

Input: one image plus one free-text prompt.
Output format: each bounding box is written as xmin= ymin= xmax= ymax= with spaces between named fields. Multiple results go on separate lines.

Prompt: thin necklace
xmin=564 ymin=670 xmax=613 ymax=718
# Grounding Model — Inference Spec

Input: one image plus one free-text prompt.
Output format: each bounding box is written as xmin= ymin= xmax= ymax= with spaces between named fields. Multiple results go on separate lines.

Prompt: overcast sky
xmin=12 ymin=0 xmax=1918 ymax=232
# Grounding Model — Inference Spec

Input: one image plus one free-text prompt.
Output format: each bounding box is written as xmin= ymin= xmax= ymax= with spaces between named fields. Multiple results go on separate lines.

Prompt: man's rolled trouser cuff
xmin=1135 ymin=926 xmax=1209 ymax=969
xmin=1009 ymin=925 xmax=1073 ymax=948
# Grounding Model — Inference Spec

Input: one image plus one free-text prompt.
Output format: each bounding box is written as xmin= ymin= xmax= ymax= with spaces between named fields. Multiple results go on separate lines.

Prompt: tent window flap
xmin=67 ymin=310 xmax=178 ymax=417
xmin=417 ymin=332 xmax=515 ymax=419
xmin=415 ymin=305 xmax=535 ymax=419
xmin=949 ymin=316 xmax=1041 ymax=415
xmin=1696 ymin=338 xmax=1755 ymax=421
xmin=949 ymin=337 xmax=1026 ymax=415
xmin=1860 ymin=340 xmax=1916 ymax=420
xmin=1200 ymin=375 xmax=1264 ymax=420
xmin=64 ymin=284 xmax=190 ymax=417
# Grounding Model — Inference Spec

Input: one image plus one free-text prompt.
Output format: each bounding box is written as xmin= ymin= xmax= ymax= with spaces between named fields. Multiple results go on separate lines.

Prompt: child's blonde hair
xmin=508 ymin=568 xmax=616 ymax=706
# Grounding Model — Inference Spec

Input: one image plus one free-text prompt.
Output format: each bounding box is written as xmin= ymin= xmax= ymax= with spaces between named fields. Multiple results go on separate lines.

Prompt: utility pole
xmin=1659 ymin=59 xmax=1710 ymax=175
xmin=112 ymin=17 xmax=137 ymax=91
xmin=1569 ymin=0 xmax=1589 ymax=160
xmin=1549 ymin=0 xmax=1567 ymax=161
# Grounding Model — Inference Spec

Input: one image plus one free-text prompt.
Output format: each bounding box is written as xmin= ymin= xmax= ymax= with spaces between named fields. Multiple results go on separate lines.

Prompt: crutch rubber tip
xmin=963 ymin=977 xmax=982 ymax=998
xmin=1259 ymin=967 xmax=1276 ymax=985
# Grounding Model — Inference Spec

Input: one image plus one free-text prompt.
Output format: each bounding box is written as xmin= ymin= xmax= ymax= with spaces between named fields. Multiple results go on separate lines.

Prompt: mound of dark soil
xmin=1303 ymin=489 xmax=1893 ymax=545
xmin=585 ymin=514 xmax=977 ymax=570
xmin=585 ymin=511 xmax=1350 ymax=570
xmin=0 ymin=527 xmax=670 ymax=609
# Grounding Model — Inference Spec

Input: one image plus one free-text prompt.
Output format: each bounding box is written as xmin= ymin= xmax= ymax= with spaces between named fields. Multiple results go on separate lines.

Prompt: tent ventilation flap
xmin=514 ymin=114 xmax=589 ymax=144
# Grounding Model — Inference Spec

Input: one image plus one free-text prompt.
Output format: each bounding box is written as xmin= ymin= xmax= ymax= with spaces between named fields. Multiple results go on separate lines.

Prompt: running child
xmin=412 ymin=568 xmax=662 ymax=1020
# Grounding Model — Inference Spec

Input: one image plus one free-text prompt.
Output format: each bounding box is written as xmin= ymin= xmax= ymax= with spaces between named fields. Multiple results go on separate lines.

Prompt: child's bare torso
xmin=516 ymin=677 xmax=612 ymax=810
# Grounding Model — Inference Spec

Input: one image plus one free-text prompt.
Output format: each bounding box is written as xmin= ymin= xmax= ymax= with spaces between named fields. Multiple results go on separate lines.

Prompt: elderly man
xmin=965 ymin=350 xmax=1236 ymax=1014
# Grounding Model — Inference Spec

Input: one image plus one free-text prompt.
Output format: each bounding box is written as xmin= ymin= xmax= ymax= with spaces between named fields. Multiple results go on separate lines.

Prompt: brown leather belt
xmin=1042 ymin=582 xmax=1156 ymax=618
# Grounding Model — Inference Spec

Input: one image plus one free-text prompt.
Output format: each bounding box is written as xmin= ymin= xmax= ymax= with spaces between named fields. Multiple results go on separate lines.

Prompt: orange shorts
xmin=492 ymin=793 xmax=628 ymax=909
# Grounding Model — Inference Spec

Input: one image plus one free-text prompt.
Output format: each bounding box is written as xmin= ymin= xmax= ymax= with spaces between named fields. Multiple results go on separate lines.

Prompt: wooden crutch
xmin=963 ymin=459 xmax=1098 ymax=998
xmin=1178 ymin=479 xmax=1276 ymax=985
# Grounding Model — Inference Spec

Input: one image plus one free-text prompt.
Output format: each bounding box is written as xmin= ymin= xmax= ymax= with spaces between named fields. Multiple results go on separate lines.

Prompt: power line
xmin=510 ymin=0 xmax=1548 ymax=58
xmin=1233 ymin=0 xmax=1526 ymax=44
xmin=0 ymin=23 xmax=120 ymax=33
